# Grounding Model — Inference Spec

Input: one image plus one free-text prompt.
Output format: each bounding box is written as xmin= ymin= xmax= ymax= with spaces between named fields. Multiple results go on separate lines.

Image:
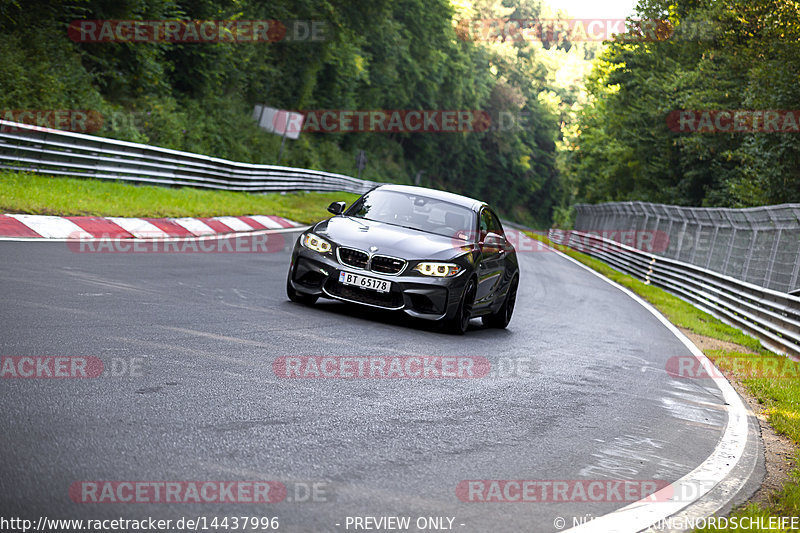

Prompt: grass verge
xmin=525 ymin=231 xmax=800 ymax=530
xmin=0 ymin=171 xmax=360 ymax=224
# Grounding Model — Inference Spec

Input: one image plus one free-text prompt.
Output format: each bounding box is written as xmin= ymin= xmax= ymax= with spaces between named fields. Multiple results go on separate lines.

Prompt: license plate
xmin=338 ymin=271 xmax=391 ymax=293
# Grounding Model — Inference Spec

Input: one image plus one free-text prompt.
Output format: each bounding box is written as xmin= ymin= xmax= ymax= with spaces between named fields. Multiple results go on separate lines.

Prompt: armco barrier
xmin=0 ymin=119 xmax=377 ymax=194
xmin=574 ymin=202 xmax=800 ymax=294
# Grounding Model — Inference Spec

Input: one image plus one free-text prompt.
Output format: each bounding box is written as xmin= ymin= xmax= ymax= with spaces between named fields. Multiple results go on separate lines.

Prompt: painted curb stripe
xmin=266 ymin=215 xmax=295 ymax=228
xmin=198 ymin=217 xmax=235 ymax=234
xmin=106 ymin=217 xmax=169 ymax=239
xmin=0 ymin=224 xmax=309 ymax=243
xmin=170 ymin=218 xmax=216 ymax=236
xmin=7 ymin=214 xmax=92 ymax=239
xmin=247 ymin=215 xmax=285 ymax=229
xmin=213 ymin=216 xmax=253 ymax=232
xmin=67 ymin=217 xmax=132 ymax=238
xmin=0 ymin=215 xmax=42 ymax=238
xmin=0 ymin=214 xmax=302 ymax=240
xmin=143 ymin=218 xmax=194 ymax=237
xmin=236 ymin=216 xmax=269 ymax=230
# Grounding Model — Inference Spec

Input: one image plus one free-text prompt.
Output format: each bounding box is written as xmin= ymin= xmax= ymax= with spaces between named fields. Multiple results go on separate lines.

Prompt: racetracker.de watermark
xmin=455 ymin=479 xmax=722 ymax=503
xmin=455 ymin=18 xmax=674 ymax=42
xmin=0 ymin=110 xmax=103 ymax=133
xmin=68 ymin=19 xmax=328 ymax=43
xmin=273 ymin=356 xmax=534 ymax=379
xmin=666 ymin=355 xmax=800 ymax=379
xmin=69 ymin=480 xmax=332 ymax=504
xmin=299 ymin=110 xmax=491 ymax=133
xmin=67 ymin=233 xmax=286 ymax=253
xmin=0 ymin=356 xmax=148 ymax=378
xmin=456 ymin=480 xmax=672 ymax=502
xmin=273 ymin=356 xmax=492 ymax=379
xmin=667 ymin=110 xmax=800 ymax=133
xmin=462 ymin=229 xmax=669 ymax=254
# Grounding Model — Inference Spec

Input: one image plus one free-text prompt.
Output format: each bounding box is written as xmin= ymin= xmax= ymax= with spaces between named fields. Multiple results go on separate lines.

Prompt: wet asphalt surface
xmin=0 ymin=235 xmax=730 ymax=532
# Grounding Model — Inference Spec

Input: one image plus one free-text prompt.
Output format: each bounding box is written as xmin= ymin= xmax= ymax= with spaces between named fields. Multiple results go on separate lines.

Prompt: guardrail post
xmin=790 ymin=206 xmax=800 ymax=293
xmin=662 ymin=205 xmax=674 ymax=257
xmin=674 ymin=213 xmax=688 ymax=260
xmin=721 ymin=209 xmax=744 ymax=278
xmin=764 ymin=228 xmax=782 ymax=290
xmin=740 ymin=229 xmax=759 ymax=283
xmin=600 ymin=206 xmax=611 ymax=230
xmin=689 ymin=221 xmax=702 ymax=264
xmin=707 ymin=218 xmax=720 ymax=270
xmin=791 ymin=250 xmax=800 ymax=293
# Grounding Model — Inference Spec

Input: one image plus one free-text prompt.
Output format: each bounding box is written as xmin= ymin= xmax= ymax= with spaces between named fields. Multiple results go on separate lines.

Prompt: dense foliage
xmin=558 ymin=0 xmax=800 ymax=223
xmin=0 ymin=0 xmax=587 ymax=226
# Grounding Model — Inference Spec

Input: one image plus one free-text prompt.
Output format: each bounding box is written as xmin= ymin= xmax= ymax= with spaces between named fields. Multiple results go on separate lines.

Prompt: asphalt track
xmin=0 ymin=233 xmax=760 ymax=532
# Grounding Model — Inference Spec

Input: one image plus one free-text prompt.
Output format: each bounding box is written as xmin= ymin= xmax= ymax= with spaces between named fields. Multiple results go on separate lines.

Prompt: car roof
xmin=371 ymin=184 xmax=485 ymax=211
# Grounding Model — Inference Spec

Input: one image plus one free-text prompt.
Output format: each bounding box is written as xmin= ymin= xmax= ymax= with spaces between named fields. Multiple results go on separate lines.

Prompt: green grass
xmin=0 ymin=171 xmax=360 ymax=224
xmin=709 ymin=349 xmax=800 ymax=442
xmin=525 ymin=231 xmax=800 ymax=530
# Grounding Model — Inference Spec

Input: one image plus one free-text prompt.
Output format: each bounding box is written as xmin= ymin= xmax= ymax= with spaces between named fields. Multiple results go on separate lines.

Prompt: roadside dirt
xmin=679 ymin=327 xmax=757 ymax=355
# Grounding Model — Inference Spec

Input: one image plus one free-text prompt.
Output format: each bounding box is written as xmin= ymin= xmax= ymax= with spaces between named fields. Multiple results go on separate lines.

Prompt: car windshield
xmin=346 ymin=190 xmax=476 ymax=240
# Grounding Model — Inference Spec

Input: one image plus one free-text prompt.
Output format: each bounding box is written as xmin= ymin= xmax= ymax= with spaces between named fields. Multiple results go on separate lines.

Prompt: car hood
xmin=313 ymin=216 xmax=473 ymax=260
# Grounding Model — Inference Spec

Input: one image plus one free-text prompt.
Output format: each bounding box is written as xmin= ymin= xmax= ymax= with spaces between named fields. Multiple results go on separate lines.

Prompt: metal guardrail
xmin=0 ymin=119 xmax=377 ymax=194
xmin=574 ymin=201 xmax=800 ymax=295
xmin=549 ymin=229 xmax=800 ymax=358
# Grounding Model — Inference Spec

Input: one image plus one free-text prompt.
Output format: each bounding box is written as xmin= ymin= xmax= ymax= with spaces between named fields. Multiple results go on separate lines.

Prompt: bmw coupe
xmin=286 ymin=184 xmax=519 ymax=334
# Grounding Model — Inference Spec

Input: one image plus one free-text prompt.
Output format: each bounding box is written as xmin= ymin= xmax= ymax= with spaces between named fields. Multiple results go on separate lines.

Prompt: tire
xmin=445 ymin=278 xmax=476 ymax=335
xmin=482 ymin=274 xmax=518 ymax=329
xmin=287 ymin=276 xmax=318 ymax=305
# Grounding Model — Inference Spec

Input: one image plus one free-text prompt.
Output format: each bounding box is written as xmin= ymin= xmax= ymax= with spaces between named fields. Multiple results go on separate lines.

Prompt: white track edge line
xmin=535 ymin=240 xmax=751 ymax=533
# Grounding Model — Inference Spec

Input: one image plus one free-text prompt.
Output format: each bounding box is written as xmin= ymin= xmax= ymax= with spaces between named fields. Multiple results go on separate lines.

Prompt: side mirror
xmin=481 ymin=232 xmax=505 ymax=254
xmin=327 ymin=201 xmax=346 ymax=215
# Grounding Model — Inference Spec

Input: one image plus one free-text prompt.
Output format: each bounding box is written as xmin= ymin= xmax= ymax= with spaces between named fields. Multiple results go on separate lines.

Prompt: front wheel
xmin=287 ymin=277 xmax=318 ymax=305
xmin=482 ymin=274 xmax=518 ymax=329
xmin=445 ymin=278 xmax=476 ymax=335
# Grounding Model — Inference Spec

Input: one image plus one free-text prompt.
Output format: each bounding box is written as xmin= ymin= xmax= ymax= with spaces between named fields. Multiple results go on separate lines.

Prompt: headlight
xmin=301 ymin=233 xmax=333 ymax=254
xmin=413 ymin=262 xmax=461 ymax=277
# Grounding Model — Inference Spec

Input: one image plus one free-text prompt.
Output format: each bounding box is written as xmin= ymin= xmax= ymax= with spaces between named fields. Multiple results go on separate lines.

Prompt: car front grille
xmin=337 ymin=247 xmax=406 ymax=275
xmin=338 ymin=247 xmax=369 ymax=269
xmin=370 ymin=255 xmax=406 ymax=275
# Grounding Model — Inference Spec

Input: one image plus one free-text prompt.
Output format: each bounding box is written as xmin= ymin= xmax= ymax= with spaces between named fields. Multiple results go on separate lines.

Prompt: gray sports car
xmin=287 ymin=184 xmax=519 ymax=334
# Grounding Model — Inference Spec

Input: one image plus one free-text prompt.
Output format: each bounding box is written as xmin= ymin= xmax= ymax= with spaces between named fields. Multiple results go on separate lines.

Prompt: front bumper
xmin=288 ymin=246 xmax=468 ymax=321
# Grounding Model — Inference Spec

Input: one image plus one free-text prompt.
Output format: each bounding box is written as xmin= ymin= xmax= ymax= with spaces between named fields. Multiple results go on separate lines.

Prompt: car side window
xmin=486 ymin=209 xmax=505 ymax=237
xmin=479 ymin=209 xmax=491 ymax=241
